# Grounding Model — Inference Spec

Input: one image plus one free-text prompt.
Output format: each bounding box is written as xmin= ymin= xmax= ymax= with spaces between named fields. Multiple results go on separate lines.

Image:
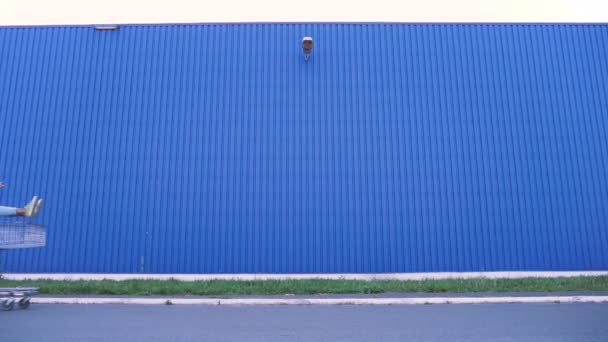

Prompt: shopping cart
xmin=0 ymin=222 xmax=46 ymax=311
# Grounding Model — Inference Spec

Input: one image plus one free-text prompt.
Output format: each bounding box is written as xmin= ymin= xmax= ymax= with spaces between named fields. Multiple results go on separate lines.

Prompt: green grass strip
xmin=1 ymin=276 xmax=607 ymax=296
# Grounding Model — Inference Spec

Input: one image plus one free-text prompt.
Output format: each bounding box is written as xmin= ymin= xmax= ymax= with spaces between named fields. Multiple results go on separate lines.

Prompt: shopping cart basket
xmin=0 ymin=222 xmax=46 ymax=311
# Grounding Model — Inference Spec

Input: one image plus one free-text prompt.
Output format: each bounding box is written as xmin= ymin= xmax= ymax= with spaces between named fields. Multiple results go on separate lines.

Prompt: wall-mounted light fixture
xmin=302 ymin=37 xmax=314 ymax=61
xmin=95 ymin=26 xmax=119 ymax=31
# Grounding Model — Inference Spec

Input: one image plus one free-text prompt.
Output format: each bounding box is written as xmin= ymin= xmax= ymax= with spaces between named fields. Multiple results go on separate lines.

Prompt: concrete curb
xmin=6 ymin=271 xmax=608 ymax=281
xmin=31 ymin=296 xmax=608 ymax=305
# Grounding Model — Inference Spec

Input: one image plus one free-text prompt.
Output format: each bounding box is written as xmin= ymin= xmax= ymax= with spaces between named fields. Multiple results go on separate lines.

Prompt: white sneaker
xmin=24 ymin=196 xmax=38 ymax=217
xmin=32 ymin=198 xmax=44 ymax=217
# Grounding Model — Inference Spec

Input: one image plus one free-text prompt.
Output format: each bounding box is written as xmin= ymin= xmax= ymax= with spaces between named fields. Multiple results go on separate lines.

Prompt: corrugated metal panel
xmin=0 ymin=24 xmax=607 ymax=273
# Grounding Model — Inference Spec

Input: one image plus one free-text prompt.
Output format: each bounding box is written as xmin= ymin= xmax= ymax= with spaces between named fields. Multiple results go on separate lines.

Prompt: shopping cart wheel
xmin=1 ymin=298 xmax=15 ymax=311
xmin=18 ymin=297 xmax=31 ymax=310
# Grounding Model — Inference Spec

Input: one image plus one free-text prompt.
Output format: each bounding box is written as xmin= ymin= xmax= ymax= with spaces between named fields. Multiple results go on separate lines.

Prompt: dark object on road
xmin=0 ymin=287 xmax=38 ymax=311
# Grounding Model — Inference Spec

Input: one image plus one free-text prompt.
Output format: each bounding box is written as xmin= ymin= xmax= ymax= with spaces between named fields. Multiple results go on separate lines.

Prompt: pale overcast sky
xmin=1 ymin=0 xmax=607 ymax=25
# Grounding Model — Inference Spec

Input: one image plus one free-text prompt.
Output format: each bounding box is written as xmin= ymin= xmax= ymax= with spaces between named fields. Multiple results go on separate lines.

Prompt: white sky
xmin=1 ymin=0 xmax=607 ymax=25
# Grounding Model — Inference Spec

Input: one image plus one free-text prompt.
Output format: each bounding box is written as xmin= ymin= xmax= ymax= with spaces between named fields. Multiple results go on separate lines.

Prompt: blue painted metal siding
xmin=0 ymin=24 xmax=607 ymax=273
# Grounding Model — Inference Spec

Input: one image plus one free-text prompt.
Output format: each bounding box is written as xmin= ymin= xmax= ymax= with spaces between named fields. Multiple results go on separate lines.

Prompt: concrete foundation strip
xmin=5 ymin=271 xmax=608 ymax=281
xmin=31 ymin=296 xmax=608 ymax=305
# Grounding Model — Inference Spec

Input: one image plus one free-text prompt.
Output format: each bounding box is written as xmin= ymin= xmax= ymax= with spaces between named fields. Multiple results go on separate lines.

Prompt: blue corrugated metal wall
xmin=1 ymin=24 xmax=607 ymax=273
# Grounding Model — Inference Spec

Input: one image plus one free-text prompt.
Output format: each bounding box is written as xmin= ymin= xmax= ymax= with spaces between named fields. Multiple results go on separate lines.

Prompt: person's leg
xmin=0 ymin=205 xmax=20 ymax=216
xmin=0 ymin=197 xmax=42 ymax=217
xmin=0 ymin=205 xmax=18 ymax=216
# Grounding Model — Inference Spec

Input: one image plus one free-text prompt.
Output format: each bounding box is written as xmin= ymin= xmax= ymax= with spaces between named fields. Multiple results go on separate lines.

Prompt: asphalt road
xmin=1 ymin=304 xmax=607 ymax=341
